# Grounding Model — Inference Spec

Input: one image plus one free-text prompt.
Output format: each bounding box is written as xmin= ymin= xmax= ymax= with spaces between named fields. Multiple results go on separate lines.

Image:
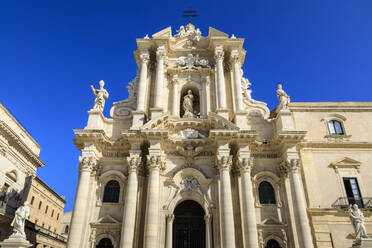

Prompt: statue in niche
xmin=91 ymin=80 xmax=109 ymax=111
xmin=276 ymin=83 xmax=290 ymax=111
xmin=349 ymin=204 xmax=370 ymax=242
xmin=182 ymin=90 xmax=196 ymax=118
xmin=10 ymin=201 xmax=30 ymax=238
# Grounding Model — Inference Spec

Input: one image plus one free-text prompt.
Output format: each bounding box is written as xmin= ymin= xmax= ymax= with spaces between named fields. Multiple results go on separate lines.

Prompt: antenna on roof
xmin=183 ymin=8 xmax=197 ymax=24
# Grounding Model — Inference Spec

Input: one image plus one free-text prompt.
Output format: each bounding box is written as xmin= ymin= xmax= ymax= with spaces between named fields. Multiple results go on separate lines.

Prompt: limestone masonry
xmin=67 ymin=24 xmax=372 ymax=248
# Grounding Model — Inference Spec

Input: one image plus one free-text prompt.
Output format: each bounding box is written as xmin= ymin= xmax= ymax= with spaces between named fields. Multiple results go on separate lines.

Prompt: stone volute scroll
xmin=349 ymin=204 xmax=372 ymax=245
xmin=276 ymin=83 xmax=290 ymax=112
xmin=91 ymin=80 xmax=109 ymax=112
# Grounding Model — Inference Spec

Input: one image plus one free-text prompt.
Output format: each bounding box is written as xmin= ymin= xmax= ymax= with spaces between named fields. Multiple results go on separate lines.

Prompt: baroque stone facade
xmin=67 ymin=24 xmax=372 ymax=248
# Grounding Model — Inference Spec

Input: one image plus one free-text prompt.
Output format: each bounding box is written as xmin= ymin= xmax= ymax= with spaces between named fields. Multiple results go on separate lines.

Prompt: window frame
xmin=253 ymin=172 xmax=282 ymax=208
xmin=328 ymin=120 xmax=345 ymax=135
xmin=258 ymin=181 xmax=277 ymax=205
xmin=97 ymin=171 xmax=126 ymax=206
xmin=102 ymin=180 xmax=121 ymax=203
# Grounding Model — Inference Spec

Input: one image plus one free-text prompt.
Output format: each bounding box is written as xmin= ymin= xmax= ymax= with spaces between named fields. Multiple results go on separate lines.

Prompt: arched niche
xmin=180 ymin=83 xmax=201 ymax=118
xmin=97 ymin=170 xmax=127 ymax=205
xmin=167 ymin=168 xmax=213 ymax=214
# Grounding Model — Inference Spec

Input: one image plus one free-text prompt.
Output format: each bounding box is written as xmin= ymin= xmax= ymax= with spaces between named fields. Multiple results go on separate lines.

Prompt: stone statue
xmin=175 ymin=26 xmax=186 ymax=38
xmin=91 ymin=80 xmax=109 ymax=111
xmin=10 ymin=201 xmax=30 ymax=238
xmin=349 ymin=204 xmax=370 ymax=241
xmin=276 ymin=83 xmax=290 ymax=111
xmin=182 ymin=90 xmax=195 ymax=118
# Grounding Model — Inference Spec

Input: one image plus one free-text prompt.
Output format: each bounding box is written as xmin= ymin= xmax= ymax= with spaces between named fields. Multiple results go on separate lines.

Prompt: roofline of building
xmin=0 ymin=102 xmax=41 ymax=151
xmin=35 ymin=176 xmax=67 ymax=204
xmin=289 ymin=101 xmax=372 ymax=111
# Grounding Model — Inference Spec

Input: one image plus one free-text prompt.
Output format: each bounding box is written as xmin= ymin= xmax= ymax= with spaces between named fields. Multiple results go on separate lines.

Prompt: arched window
xmin=96 ymin=238 xmax=113 ymax=248
xmin=102 ymin=180 xmax=120 ymax=203
xmin=328 ymin=120 xmax=344 ymax=135
xmin=259 ymin=181 xmax=276 ymax=204
xmin=266 ymin=239 xmax=281 ymax=248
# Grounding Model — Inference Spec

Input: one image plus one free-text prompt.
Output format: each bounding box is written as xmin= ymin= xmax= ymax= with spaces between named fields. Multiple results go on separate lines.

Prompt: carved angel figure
xmin=183 ymin=90 xmax=195 ymax=118
xmin=91 ymin=80 xmax=109 ymax=111
xmin=276 ymin=83 xmax=290 ymax=111
xmin=349 ymin=204 xmax=370 ymax=241
xmin=10 ymin=201 xmax=30 ymax=238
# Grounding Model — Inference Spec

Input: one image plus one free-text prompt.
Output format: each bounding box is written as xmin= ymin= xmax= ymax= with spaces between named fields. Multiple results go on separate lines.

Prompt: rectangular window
xmin=51 ymin=209 xmax=54 ymax=217
xmin=45 ymin=205 xmax=48 ymax=214
xmin=30 ymin=196 xmax=35 ymax=205
xmin=57 ymin=213 xmax=60 ymax=220
xmin=343 ymin=178 xmax=363 ymax=207
xmin=38 ymin=201 xmax=42 ymax=210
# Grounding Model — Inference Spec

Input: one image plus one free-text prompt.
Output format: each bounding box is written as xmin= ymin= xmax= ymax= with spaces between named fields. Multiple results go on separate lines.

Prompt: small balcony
xmin=332 ymin=197 xmax=372 ymax=209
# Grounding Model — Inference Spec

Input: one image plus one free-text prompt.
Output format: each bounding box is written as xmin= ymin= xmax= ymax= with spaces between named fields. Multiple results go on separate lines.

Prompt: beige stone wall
xmin=27 ymin=177 xmax=65 ymax=234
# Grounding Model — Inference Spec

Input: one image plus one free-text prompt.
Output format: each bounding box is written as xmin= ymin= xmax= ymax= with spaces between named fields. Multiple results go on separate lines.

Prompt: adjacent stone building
xmin=0 ymin=103 xmax=67 ymax=247
xmin=67 ymin=24 xmax=372 ymax=248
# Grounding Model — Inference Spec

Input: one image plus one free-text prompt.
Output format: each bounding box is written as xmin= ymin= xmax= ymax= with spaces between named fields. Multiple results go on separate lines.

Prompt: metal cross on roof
xmin=183 ymin=8 xmax=197 ymax=24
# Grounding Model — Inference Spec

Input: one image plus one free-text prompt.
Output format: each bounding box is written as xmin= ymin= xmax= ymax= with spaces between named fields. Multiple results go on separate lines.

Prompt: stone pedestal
xmin=276 ymin=110 xmax=295 ymax=131
xmin=216 ymin=108 xmax=229 ymax=120
xmin=86 ymin=110 xmax=105 ymax=129
xmin=235 ymin=111 xmax=248 ymax=129
xmin=0 ymin=235 xmax=32 ymax=248
xmin=150 ymin=107 xmax=163 ymax=119
xmin=353 ymin=239 xmax=372 ymax=248
xmin=131 ymin=111 xmax=146 ymax=129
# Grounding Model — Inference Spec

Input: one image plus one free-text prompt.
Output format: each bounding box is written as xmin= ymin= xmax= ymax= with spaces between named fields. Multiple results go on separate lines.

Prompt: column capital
xmin=146 ymin=155 xmax=165 ymax=172
xmin=169 ymin=74 xmax=179 ymax=85
xmin=127 ymin=154 xmax=142 ymax=173
xmin=279 ymin=158 xmax=301 ymax=177
xmin=214 ymin=46 xmax=224 ymax=61
xmin=140 ymin=51 xmax=150 ymax=64
xmin=230 ymin=50 xmax=241 ymax=65
xmin=166 ymin=214 xmax=175 ymax=222
xmin=215 ymin=155 xmax=233 ymax=173
xmin=156 ymin=45 xmax=166 ymax=60
xmin=237 ymin=157 xmax=254 ymax=174
xmin=78 ymin=156 xmax=98 ymax=173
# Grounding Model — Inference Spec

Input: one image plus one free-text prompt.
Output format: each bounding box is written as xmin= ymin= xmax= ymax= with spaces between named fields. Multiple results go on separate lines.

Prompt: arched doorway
xmin=96 ymin=238 xmax=113 ymax=248
xmin=265 ymin=239 xmax=282 ymax=248
xmin=173 ymin=200 xmax=205 ymax=248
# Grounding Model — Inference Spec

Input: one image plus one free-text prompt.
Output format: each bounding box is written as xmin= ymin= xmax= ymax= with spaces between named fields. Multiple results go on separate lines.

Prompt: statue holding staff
xmin=91 ymin=80 xmax=109 ymax=111
xmin=182 ymin=90 xmax=195 ymax=118
xmin=10 ymin=201 xmax=30 ymax=238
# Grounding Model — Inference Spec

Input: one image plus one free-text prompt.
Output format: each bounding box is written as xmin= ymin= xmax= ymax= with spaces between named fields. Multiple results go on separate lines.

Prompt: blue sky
xmin=1 ymin=0 xmax=372 ymax=211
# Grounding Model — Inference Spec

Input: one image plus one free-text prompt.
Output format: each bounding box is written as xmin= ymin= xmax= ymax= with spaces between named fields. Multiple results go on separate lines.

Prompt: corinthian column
xmin=214 ymin=46 xmax=227 ymax=109
xmin=230 ymin=50 xmax=244 ymax=112
xmin=201 ymin=75 xmax=209 ymax=118
xmin=165 ymin=214 xmax=174 ymax=248
xmin=238 ymin=157 xmax=259 ymax=248
xmin=144 ymin=155 xmax=163 ymax=248
xmin=67 ymin=156 xmax=96 ymax=248
xmin=171 ymin=75 xmax=179 ymax=117
xmin=136 ymin=50 xmax=150 ymax=112
xmin=120 ymin=154 xmax=141 ymax=248
xmin=288 ymin=159 xmax=314 ymax=248
xmin=216 ymin=155 xmax=236 ymax=248
xmin=154 ymin=46 xmax=166 ymax=109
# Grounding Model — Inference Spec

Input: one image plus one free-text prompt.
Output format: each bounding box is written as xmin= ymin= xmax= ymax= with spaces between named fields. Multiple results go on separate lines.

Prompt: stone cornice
xmin=299 ymin=141 xmax=372 ymax=149
xmin=289 ymin=102 xmax=372 ymax=112
xmin=0 ymin=120 xmax=44 ymax=168
xmin=73 ymin=129 xmax=130 ymax=151
xmin=274 ymin=131 xmax=307 ymax=143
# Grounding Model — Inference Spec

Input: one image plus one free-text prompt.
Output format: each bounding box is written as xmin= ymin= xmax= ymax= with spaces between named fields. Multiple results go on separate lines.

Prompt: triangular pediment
xmin=97 ymin=215 xmax=119 ymax=224
xmin=330 ymin=157 xmax=361 ymax=171
xmin=152 ymin=27 xmax=172 ymax=39
xmin=260 ymin=216 xmax=282 ymax=225
xmin=208 ymin=27 xmax=229 ymax=38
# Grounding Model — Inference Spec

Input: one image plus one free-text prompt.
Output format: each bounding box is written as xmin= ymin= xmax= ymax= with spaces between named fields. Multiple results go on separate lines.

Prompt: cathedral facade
xmin=67 ymin=24 xmax=372 ymax=248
